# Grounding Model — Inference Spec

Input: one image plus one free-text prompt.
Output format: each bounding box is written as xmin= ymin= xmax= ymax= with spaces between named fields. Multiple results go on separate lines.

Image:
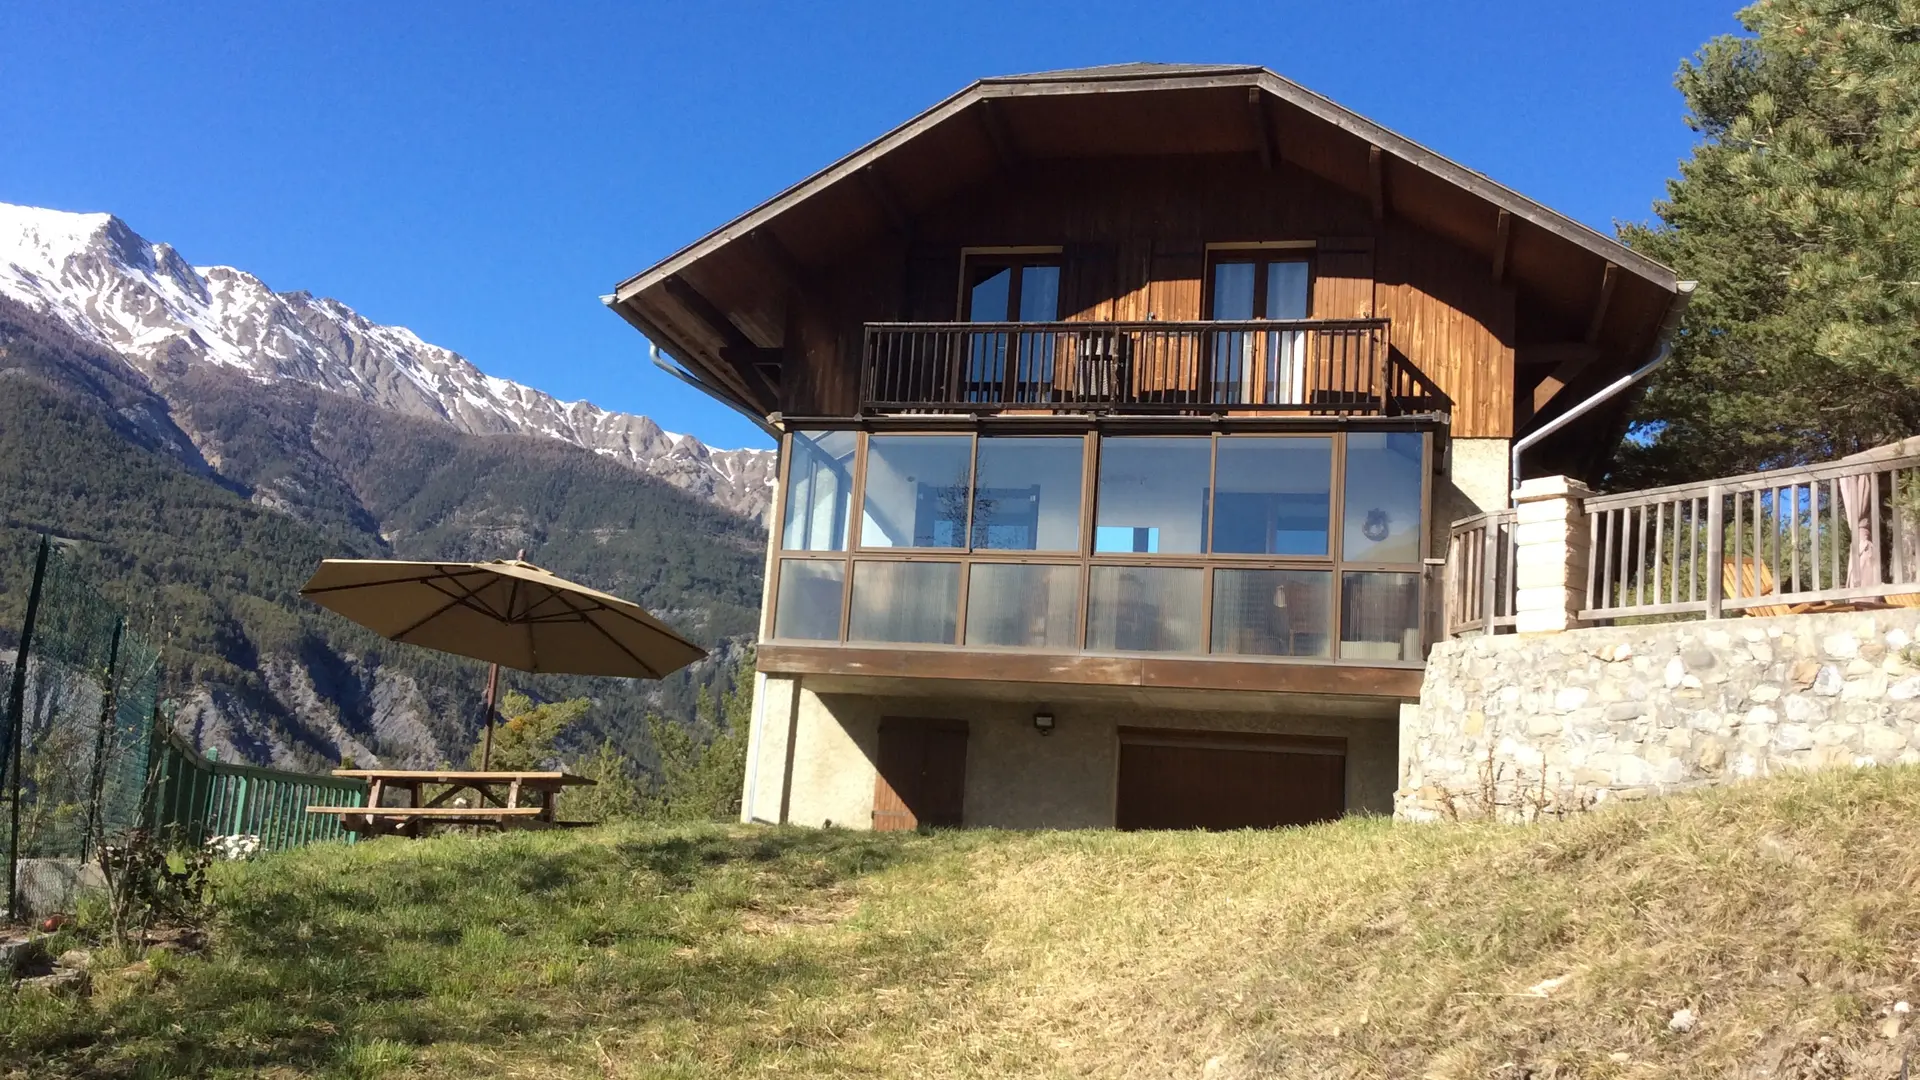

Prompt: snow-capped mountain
xmin=0 ymin=201 xmax=774 ymax=518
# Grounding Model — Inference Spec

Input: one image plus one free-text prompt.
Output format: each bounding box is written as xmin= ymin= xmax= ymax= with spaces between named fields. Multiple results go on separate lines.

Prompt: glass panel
xmin=1340 ymin=571 xmax=1422 ymax=662
xmin=1265 ymin=261 xmax=1310 ymax=319
xmin=1018 ymin=265 xmax=1060 ymax=321
xmin=1086 ymin=565 xmax=1204 ymax=653
xmin=1011 ymin=265 xmax=1060 ymax=401
xmin=1211 ymin=436 xmax=1332 ymax=555
xmin=862 ymin=435 xmax=972 ymax=549
xmin=1210 ymin=261 xmax=1257 ymax=404
xmin=1342 ymin=431 xmax=1424 ymax=563
xmin=964 ymin=563 xmax=1080 ymax=649
xmin=972 ymin=436 xmax=1083 ymax=551
xmin=1094 ymin=437 xmax=1211 ymax=554
xmin=773 ymin=560 xmax=845 ymax=641
xmin=782 ymin=431 xmax=857 ymax=551
xmin=966 ymin=265 xmax=1012 ymax=402
xmin=1211 ymin=261 xmax=1256 ymax=319
xmin=967 ymin=265 xmax=1011 ymax=321
xmin=1211 ymin=569 xmax=1331 ymax=657
xmin=848 ymin=561 xmax=960 ymax=644
xmin=1263 ymin=261 xmax=1311 ymax=404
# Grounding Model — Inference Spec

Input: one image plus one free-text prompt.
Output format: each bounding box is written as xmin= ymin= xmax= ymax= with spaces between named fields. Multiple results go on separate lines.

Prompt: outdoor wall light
xmin=1033 ymin=711 xmax=1055 ymax=736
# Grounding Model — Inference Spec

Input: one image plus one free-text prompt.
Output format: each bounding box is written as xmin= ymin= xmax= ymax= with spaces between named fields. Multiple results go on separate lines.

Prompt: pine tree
xmin=1616 ymin=0 xmax=1920 ymax=487
xmin=467 ymin=689 xmax=592 ymax=771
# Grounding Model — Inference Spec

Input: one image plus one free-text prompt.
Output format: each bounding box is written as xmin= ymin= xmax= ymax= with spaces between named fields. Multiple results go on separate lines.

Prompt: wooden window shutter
xmin=1312 ymin=237 xmax=1375 ymax=319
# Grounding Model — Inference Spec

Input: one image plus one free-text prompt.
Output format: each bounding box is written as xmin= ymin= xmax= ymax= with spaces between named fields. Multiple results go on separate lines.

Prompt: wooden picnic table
xmin=306 ymin=769 xmax=597 ymax=837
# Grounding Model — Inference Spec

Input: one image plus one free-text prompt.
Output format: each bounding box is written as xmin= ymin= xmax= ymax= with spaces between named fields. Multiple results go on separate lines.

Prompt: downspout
xmin=1509 ymin=280 xmax=1695 ymax=499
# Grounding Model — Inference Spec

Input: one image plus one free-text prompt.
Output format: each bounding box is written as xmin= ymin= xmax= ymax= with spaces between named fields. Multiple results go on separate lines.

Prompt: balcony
xmin=862 ymin=319 xmax=1444 ymax=417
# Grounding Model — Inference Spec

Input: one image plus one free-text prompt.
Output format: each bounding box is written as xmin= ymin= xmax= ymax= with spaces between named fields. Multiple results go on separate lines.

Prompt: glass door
xmin=964 ymin=256 xmax=1060 ymax=404
xmin=1206 ymin=255 xmax=1311 ymax=405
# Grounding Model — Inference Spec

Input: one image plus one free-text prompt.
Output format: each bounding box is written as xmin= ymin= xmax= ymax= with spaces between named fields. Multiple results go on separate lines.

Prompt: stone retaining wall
xmin=1397 ymin=609 xmax=1920 ymax=821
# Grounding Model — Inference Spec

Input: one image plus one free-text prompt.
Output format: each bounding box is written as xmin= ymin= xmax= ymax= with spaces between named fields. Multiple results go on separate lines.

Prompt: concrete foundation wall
xmin=741 ymin=677 xmax=1398 ymax=829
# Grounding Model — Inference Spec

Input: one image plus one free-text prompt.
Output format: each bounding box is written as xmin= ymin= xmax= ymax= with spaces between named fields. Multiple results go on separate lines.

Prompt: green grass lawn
xmin=9 ymin=767 xmax=1920 ymax=1078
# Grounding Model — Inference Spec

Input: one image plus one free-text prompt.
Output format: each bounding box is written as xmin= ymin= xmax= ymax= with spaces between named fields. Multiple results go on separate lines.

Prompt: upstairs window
xmin=964 ymin=255 xmax=1061 ymax=323
xmin=1206 ymin=252 xmax=1312 ymax=405
xmin=964 ymin=253 xmax=1061 ymax=404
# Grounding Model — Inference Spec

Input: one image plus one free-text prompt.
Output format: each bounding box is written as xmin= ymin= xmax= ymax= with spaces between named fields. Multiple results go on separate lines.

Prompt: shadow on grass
xmin=1 ymin=825 xmax=939 ymax=1079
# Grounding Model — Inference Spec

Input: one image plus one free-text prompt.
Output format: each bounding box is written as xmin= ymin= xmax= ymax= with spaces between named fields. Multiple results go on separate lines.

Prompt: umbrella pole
xmin=480 ymin=662 xmax=500 ymax=770
xmin=480 ymin=551 xmax=523 ymax=771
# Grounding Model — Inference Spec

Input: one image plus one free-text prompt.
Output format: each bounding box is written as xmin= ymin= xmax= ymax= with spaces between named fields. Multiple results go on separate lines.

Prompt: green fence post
xmin=4 ymin=536 xmax=51 ymax=917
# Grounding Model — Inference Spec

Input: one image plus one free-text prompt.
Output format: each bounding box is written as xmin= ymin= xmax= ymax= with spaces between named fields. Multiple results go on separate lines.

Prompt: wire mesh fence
xmin=2 ymin=536 xmax=370 ymax=917
xmin=2 ymin=537 xmax=161 ymax=916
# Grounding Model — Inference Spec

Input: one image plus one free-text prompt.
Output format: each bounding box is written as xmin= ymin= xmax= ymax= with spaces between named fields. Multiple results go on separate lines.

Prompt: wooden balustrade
xmin=862 ymin=319 xmax=1423 ymax=416
xmin=1445 ymin=447 xmax=1920 ymax=635
xmin=1445 ymin=508 xmax=1516 ymax=636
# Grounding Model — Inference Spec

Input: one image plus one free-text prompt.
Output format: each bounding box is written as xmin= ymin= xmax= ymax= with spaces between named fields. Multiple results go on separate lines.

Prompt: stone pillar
xmin=1512 ymin=475 xmax=1593 ymax=634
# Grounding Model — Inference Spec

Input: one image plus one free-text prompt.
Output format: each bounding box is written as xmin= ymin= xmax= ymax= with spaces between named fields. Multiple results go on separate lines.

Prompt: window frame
xmin=1202 ymin=248 xmax=1316 ymax=322
xmin=766 ymin=424 xmax=1433 ymax=662
xmin=958 ymin=248 xmax=1066 ymax=323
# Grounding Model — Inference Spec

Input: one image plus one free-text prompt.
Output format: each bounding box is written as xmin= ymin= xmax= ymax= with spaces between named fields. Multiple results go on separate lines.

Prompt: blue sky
xmin=1 ymin=1 xmax=1739 ymax=451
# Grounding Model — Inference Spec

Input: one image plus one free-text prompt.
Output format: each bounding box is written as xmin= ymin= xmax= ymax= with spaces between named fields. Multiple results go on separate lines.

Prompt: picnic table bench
xmin=306 ymin=769 xmax=596 ymax=837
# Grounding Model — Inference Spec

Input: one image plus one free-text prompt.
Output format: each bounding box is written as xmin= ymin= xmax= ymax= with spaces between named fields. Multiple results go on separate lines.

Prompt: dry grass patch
xmin=8 ymin=768 xmax=1920 ymax=1078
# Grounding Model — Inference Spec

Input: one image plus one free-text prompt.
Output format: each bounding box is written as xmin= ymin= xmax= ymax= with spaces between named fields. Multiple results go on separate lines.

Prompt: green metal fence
xmin=149 ymin=731 xmax=368 ymax=851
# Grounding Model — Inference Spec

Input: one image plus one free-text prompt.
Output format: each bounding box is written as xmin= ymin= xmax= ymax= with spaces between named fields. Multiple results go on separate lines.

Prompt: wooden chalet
xmin=610 ymin=63 xmax=1685 ymax=831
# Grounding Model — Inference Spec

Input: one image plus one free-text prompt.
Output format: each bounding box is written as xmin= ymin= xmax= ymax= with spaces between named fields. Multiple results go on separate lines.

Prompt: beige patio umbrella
xmin=300 ymin=557 xmax=706 ymax=766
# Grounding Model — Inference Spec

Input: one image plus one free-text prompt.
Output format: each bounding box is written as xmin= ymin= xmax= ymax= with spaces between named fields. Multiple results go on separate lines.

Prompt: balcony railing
xmin=862 ymin=319 xmax=1440 ymax=416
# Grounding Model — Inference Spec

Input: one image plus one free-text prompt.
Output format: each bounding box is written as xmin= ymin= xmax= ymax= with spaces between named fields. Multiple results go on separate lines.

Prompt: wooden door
xmin=872 ymin=719 xmax=969 ymax=831
xmin=1115 ymin=729 xmax=1345 ymax=831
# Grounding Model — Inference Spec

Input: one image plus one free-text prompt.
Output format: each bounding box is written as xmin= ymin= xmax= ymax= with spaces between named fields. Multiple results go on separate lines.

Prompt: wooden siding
xmin=1373 ymin=228 xmax=1516 ymax=437
xmin=1312 ymin=238 xmax=1375 ymax=320
xmin=781 ymin=154 xmax=1520 ymax=435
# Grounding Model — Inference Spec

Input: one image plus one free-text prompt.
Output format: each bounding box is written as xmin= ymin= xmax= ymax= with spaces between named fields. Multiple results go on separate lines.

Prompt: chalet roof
xmin=985 ymin=62 xmax=1265 ymax=82
xmin=610 ymin=65 xmax=1682 ymax=427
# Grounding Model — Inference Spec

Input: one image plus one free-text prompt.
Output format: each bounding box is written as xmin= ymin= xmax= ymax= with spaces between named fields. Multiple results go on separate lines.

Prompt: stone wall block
xmin=1402 ymin=608 xmax=1920 ymax=821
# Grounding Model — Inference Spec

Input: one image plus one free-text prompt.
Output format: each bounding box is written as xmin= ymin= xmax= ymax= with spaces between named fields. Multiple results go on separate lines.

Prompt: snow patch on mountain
xmin=0 ymin=201 xmax=775 ymax=518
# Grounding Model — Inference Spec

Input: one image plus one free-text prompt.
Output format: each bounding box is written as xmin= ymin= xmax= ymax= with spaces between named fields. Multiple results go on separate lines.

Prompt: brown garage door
xmin=1116 ymin=728 xmax=1345 ymax=830
xmin=872 ymin=719 xmax=969 ymax=831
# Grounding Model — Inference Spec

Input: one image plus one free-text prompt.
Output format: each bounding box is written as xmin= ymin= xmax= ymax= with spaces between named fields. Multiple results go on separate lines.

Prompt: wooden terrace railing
xmin=1582 ymin=450 xmax=1920 ymax=622
xmin=1444 ymin=447 xmax=1920 ymax=635
xmin=862 ymin=319 xmax=1439 ymax=416
xmin=1445 ymin=508 xmax=1517 ymax=637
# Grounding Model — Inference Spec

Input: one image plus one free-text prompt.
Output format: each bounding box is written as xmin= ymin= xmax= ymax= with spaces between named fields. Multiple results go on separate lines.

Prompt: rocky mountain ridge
xmin=0 ymin=200 xmax=774 ymax=518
